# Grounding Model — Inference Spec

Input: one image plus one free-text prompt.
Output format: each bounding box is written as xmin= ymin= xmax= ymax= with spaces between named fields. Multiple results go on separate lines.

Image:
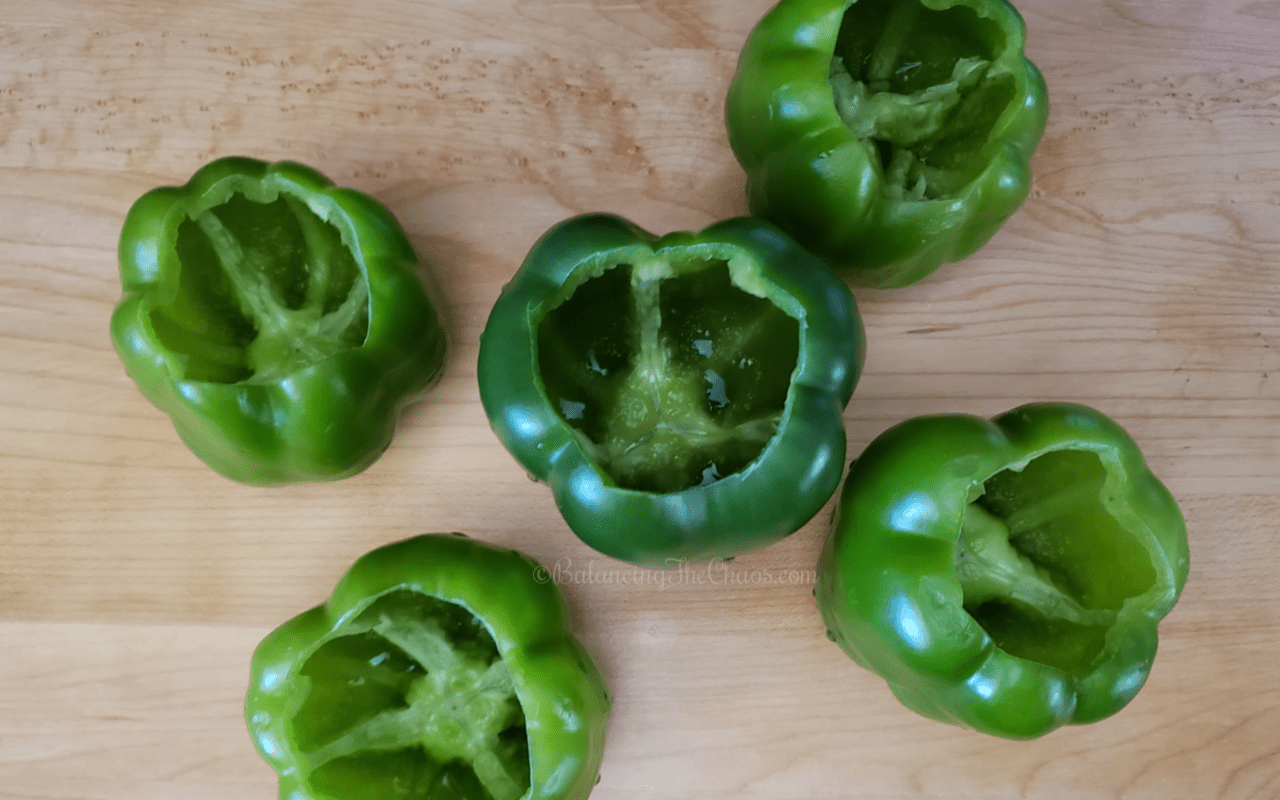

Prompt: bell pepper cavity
xmin=956 ymin=449 xmax=1160 ymax=678
xmin=290 ymin=591 xmax=529 ymax=800
xmin=161 ymin=187 xmax=369 ymax=385
xmin=537 ymin=256 xmax=799 ymax=493
xmin=828 ymin=0 xmax=1016 ymax=202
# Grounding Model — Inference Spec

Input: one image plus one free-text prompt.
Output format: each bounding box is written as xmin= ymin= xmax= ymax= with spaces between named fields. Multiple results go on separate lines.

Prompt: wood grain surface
xmin=2 ymin=0 xmax=1278 ymax=798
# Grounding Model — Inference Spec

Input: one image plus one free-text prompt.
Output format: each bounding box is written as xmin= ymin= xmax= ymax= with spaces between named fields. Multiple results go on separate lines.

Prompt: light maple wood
xmin=2 ymin=0 xmax=1278 ymax=798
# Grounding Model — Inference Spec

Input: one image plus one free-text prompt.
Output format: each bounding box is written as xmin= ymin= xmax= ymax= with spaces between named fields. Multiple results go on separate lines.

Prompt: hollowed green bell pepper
xmin=110 ymin=156 xmax=446 ymax=485
xmin=816 ymin=403 xmax=1189 ymax=739
xmin=478 ymin=214 xmax=864 ymax=568
xmin=725 ymin=0 xmax=1049 ymax=287
xmin=246 ymin=533 xmax=611 ymax=800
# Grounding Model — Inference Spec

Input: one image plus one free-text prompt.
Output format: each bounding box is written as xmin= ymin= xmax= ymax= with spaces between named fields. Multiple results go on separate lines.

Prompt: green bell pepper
xmin=815 ymin=403 xmax=1189 ymax=739
xmin=110 ymin=156 xmax=446 ymax=485
xmin=246 ymin=533 xmax=611 ymax=800
xmin=478 ymin=214 xmax=864 ymax=568
xmin=725 ymin=0 xmax=1049 ymax=287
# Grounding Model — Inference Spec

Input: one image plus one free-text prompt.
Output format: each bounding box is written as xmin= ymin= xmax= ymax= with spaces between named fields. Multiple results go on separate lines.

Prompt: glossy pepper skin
xmin=725 ymin=0 xmax=1049 ymax=287
xmin=246 ymin=533 xmax=611 ymax=800
xmin=816 ymin=403 xmax=1189 ymax=739
xmin=478 ymin=214 xmax=864 ymax=568
xmin=111 ymin=156 xmax=446 ymax=485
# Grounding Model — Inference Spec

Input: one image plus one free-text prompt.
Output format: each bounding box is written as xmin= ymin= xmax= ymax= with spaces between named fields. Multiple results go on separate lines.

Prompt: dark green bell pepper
xmin=246 ymin=533 xmax=611 ymax=800
xmin=110 ymin=156 xmax=446 ymax=485
xmin=478 ymin=214 xmax=864 ymax=568
xmin=816 ymin=403 xmax=1189 ymax=739
xmin=725 ymin=0 xmax=1049 ymax=287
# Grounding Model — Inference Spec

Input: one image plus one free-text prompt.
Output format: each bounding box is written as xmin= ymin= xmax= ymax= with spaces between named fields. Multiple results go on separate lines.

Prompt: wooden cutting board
xmin=2 ymin=0 xmax=1277 ymax=797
